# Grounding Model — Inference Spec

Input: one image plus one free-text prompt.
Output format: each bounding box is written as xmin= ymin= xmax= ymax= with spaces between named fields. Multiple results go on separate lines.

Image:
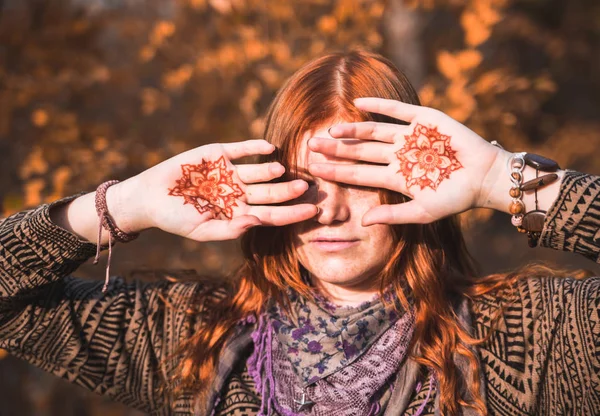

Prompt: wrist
xmin=479 ymin=149 xmax=564 ymax=215
xmin=477 ymin=148 xmax=513 ymax=212
xmin=105 ymin=176 xmax=151 ymax=235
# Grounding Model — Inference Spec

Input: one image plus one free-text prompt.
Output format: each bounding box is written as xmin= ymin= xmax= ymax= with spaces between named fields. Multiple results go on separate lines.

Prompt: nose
xmin=315 ymin=180 xmax=350 ymax=225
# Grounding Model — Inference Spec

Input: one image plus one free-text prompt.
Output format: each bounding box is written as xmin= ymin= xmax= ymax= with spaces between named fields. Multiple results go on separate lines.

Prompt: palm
xmin=132 ymin=141 xmax=316 ymax=241
xmin=307 ymin=98 xmax=501 ymax=225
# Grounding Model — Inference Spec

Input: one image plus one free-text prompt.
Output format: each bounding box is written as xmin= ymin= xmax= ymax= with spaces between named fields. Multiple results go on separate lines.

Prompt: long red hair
xmin=168 ymin=51 xmax=583 ymax=414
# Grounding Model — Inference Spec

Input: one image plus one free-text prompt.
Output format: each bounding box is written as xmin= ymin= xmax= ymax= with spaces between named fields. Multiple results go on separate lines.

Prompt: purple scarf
xmin=247 ymin=290 xmax=424 ymax=416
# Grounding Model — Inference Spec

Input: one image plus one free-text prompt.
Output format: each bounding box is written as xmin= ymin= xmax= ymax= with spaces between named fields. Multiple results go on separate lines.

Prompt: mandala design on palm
xmin=168 ymin=156 xmax=243 ymax=219
xmin=396 ymin=124 xmax=462 ymax=190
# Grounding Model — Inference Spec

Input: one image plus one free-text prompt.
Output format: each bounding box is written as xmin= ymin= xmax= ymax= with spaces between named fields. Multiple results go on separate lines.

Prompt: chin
xmin=312 ymin=272 xmax=365 ymax=286
xmin=302 ymin=261 xmax=382 ymax=288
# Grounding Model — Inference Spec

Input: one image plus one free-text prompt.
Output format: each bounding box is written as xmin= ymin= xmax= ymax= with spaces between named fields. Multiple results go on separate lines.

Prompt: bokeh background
xmin=1 ymin=0 xmax=599 ymax=414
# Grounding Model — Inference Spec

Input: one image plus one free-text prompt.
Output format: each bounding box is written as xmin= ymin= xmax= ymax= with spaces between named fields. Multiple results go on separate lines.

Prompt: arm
xmin=46 ymin=140 xmax=315 ymax=247
xmin=0 ymin=195 xmax=206 ymax=413
xmin=1 ymin=139 xmax=316 ymax=412
xmin=306 ymin=98 xmax=599 ymax=263
xmin=471 ymin=151 xmax=600 ymax=263
xmin=540 ymin=171 xmax=600 ymax=263
xmin=472 ymin=150 xmax=600 ymax=263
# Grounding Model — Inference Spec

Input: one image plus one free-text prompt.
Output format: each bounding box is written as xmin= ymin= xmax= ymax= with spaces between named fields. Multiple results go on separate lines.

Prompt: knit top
xmin=0 ymin=170 xmax=599 ymax=415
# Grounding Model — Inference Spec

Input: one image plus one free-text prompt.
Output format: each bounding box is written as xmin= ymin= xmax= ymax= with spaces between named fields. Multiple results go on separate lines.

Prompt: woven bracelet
xmin=93 ymin=180 xmax=139 ymax=292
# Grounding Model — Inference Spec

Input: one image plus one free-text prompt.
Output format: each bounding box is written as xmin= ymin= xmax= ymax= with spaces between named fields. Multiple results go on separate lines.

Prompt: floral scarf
xmin=247 ymin=289 xmax=420 ymax=416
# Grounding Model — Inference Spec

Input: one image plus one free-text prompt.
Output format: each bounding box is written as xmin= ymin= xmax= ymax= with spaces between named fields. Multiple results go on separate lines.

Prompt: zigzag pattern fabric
xmin=541 ymin=171 xmax=600 ymax=263
xmin=1 ymin=171 xmax=599 ymax=415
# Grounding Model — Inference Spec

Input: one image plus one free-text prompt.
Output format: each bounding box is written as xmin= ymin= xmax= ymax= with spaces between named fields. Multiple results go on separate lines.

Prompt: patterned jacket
xmin=0 ymin=171 xmax=599 ymax=415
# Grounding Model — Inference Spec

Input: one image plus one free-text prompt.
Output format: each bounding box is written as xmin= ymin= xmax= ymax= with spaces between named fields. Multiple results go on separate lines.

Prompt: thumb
xmin=225 ymin=215 xmax=262 ymax=238
xmin=362 ymin=202 xmax=433 ymax=226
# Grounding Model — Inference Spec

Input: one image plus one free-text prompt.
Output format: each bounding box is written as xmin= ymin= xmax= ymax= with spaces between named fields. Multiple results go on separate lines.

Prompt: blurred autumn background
xmin=0 ymin=0 xmax=599 ymax=414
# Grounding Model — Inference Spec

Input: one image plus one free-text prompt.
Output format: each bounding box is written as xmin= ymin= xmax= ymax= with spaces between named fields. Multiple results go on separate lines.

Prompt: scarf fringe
xmin=247 ymin=314 xmax=299 ymax=416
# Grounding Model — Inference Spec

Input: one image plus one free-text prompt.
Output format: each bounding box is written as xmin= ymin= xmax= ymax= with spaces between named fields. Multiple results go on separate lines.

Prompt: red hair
xmin=169 ymin=51 xmax=579 ymax=414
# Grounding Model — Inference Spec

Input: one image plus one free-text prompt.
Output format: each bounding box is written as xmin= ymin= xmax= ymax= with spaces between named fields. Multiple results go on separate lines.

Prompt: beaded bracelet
xmin=508 ymin=152 xmax=527 ymax=227
xmin=93 ymin=180 xmax=139 ymax=292
xmin=492 ymin=142 xmax=560 ymax=247
xmin=515 ymin=154 xmax=560 ymax=247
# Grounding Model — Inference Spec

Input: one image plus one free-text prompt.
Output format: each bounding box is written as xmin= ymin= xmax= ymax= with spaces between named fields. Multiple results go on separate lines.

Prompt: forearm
xmin=49 ymin=177 xmax=149 ymax=246
xmin=0 ymin=190 xmax=205 ymax=412
xmin=481 ymin=150 xmax=600 ymax=262
xmin=0 ymin=197 xmax=98 ymax=298
xmin=539 ymin=171 xmax=600 ymax=262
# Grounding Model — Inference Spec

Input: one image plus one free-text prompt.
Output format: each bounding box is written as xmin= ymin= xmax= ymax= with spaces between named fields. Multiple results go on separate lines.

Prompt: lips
xmin=310 ymin=237 xmax=359 ymax=242
xmin=310 ymin=238 xmax=359 ymax=252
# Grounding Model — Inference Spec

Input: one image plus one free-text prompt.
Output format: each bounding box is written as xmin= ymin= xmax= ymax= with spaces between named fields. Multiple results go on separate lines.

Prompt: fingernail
xmin=271 ymin=163 xmax=285 ymax=176
xmin=293 ymin=180 xmax=308 ymax=192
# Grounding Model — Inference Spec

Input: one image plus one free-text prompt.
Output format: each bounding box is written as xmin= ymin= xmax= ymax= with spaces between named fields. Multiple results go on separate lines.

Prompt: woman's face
xmin=290 ymin=124 xmax=395 ymax=298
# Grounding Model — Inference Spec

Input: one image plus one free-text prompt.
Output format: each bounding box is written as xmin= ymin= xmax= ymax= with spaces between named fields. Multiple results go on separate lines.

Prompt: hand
xmin=124 ymin=140 xmax=317 ymax=241
xmin=307 ymin=98 xmax=510 ymax=225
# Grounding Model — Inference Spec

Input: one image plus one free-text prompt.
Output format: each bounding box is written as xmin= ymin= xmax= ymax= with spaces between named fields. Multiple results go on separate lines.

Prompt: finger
xmin=308 ymin=137 xmax=393 ymax=164
xmin=246 ymin=180 xmax=309 ymax=204
xmin=308 ymin=163 xmax=390 ymax=189
xmin=186 ymin=215 xmax=262 ymax=241
xmin=328 ymin=121 xmax=404 ymax=144
xmin=362 ymin=202 xmax=435 ymax=226
xmin=222 ymin=140 xmax=275 ymax=161
xmin=353 ymin=97 xmax=422 ymax=123
xmin=237 ymin=162 xmax=285 ymax=184
xmin=247 ymin=204 xmax=318 ymax=226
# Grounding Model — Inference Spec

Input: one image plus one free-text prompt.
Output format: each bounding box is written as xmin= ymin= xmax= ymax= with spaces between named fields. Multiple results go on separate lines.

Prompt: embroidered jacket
xmin=0 ymin=171 xmax=599 ymax=415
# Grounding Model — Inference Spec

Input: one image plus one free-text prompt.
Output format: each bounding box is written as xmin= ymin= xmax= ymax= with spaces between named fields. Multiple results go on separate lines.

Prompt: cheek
xmin=349 ymin=187 xmax=381 ymax=206
xmin=370 ymin=225 xmax=394 ymax=245
xmin=289 ymin=220 xmax=312 ymax=245
xmin=366 ymin=225 xmax=395 ymax=262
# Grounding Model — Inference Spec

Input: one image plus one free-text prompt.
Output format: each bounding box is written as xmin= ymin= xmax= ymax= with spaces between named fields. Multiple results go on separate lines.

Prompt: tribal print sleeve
xmin=541 ymin=170 xmax=600 ymax=263
xmin=0 ymin=194 xmax=211 ymax=414
xmin=474 ymin=172 xmax=600 ymax=415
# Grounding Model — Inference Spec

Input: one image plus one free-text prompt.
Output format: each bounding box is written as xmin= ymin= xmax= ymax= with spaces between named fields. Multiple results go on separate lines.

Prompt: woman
xmin=0 ymin=51 xmax=598 ymax=415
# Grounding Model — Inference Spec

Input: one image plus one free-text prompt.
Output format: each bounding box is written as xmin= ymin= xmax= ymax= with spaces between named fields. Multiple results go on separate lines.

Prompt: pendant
xmin=294 ymin=392 xmax=315 ymax=412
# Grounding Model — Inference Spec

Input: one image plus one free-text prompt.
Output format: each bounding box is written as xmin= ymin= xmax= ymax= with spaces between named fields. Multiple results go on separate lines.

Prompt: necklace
xmin=293 ymin=391 xmax=314 ymax=412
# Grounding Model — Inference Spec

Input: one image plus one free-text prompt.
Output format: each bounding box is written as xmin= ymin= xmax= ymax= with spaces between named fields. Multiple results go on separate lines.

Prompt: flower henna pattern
xmin=395 ymin=124 xmax=462 ymax=190
xmin=168 ymin=156 xmax=243 ymax=219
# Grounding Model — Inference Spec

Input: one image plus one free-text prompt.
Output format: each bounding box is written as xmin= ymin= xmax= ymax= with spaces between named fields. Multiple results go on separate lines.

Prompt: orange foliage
xmin=1 ymin=0 xmax=386 ymax=218
xmin=0 ymin=0 xmax=599 ymax=412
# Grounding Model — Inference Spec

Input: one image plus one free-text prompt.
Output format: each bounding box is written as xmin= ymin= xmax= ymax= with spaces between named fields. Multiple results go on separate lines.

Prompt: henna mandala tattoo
xmin=395 ymin=124 xmax=462 ymax=190
xmin=168 ymin=156 xmax=243 ymax=219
